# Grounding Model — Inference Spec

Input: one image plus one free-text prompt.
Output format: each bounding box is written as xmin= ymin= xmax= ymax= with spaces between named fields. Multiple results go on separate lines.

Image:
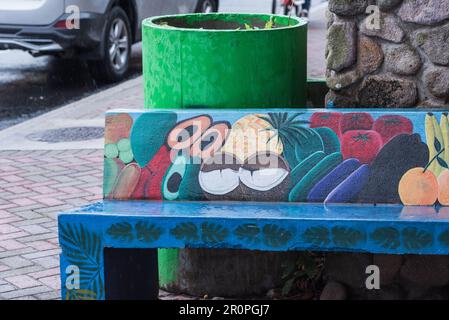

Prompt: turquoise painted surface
xmin=59 ymin=200 xmax=449 ymax=299
xmin=103 ymin=108 xmax=449 ymax=206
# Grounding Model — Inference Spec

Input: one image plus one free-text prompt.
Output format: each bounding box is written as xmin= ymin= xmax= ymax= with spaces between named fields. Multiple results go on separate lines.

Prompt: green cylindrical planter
xmin=142 ymin=13 xmax=308 ymax=109
xmin=143 ymin=13 xmax=308 ymax=297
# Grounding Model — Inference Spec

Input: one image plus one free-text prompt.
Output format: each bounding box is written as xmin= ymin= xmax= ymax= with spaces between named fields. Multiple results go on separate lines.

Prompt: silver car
xmin=0 ymin=0 xmax=219 ymax=82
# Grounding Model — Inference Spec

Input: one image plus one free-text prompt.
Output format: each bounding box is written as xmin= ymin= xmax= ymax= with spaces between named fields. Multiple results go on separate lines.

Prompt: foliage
xmin=59 ymin=223 xmax=103 ymax=300
xmin=281 ymin=252 xmax=324 ymax=297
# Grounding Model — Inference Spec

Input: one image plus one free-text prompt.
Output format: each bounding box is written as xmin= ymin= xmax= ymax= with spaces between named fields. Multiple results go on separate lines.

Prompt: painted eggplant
xmin=356 ymin=134 xmax=429 ymax=203
xmin=307 ymin=158 xmax=361 ymax=202
xmin=324 ymin=164 xmax=370 ymax=204
xmin=289 ymin=152 xmax=343 ymax=202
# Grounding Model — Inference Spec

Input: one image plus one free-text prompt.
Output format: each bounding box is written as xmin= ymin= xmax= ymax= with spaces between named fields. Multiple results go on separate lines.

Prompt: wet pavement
xmin=0 ymin=43 xmax=142 ymax=130
xmin=0 ymin=0 xmax=326 ymax=131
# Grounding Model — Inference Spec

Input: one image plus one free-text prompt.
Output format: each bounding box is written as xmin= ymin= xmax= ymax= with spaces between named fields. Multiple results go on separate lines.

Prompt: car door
xmin=0 ymin=0 xmax=65 ymax=25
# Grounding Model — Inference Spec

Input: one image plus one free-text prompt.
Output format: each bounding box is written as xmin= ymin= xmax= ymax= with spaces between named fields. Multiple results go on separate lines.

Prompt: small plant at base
xmin=281 ymin=252 xmax=324 ymax=298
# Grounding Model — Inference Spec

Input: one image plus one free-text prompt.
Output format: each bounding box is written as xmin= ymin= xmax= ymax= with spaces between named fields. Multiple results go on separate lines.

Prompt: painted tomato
xmin=373 ymin=115 xmax=413 ymax=144
xmin=309 ymin=112 xmax=343 ymax=138
xmin=341 ymin=130 xmax=383 ymax=164
xmin=340 ymin=112 xmax=374 ymax=134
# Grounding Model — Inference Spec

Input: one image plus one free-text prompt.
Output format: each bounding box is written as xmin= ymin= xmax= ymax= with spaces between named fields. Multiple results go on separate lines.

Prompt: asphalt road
xmin=0 ymin=0 xmax=325 ymax=130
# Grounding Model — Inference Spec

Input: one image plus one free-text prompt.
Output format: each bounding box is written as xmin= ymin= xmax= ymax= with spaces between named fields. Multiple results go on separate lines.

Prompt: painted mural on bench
xmin=103 ymin=110 xmax=449 ymax=207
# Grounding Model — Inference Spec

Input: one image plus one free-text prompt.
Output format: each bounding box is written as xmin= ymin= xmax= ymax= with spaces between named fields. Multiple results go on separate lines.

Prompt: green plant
xmin=281 ymin=252 xmax=324 ymax=297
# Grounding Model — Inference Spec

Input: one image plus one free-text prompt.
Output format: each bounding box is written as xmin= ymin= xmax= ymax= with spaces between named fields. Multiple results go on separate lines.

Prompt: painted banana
xmin=432 ymin=113 xmax=446 ymax=176
xmin=426 ymin=113 xmax=446 ymax=177
xmin=441 ymin=113 xmax=449 ymax=165
xmin=425 ymin=113 xmax=437 ymax=175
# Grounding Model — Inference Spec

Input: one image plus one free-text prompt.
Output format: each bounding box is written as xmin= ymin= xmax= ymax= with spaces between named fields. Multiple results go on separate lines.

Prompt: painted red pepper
xmin=132 ymin=145 xmax=172 ymax=200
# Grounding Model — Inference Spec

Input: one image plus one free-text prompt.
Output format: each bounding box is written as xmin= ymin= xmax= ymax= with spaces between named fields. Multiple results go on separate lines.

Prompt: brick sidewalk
xmin=0 ymin=149 xmax=206 ymax=300
xmin=0 ymin=149 xmax=103 ymax=299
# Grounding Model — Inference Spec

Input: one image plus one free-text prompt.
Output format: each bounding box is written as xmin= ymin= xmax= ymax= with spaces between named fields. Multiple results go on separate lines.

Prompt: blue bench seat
xmin=60 ymin=200 xmax=449 ymax=255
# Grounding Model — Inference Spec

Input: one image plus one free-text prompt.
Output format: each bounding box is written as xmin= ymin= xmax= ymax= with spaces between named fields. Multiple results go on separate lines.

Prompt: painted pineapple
xmin=222 ymin=114 xmax=283 ymax=161
xmin=222 ymin=113 xmax=310 ymax=165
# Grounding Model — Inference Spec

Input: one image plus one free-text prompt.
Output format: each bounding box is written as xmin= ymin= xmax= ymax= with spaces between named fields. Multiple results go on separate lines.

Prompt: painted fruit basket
xmin=142 ymin=13 xmax=308 ymax=109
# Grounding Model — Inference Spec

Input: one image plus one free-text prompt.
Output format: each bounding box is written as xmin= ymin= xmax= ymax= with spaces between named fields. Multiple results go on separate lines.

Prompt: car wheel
xmin=89 ymin=7 xmax=131 ymax=83
xmin=195 ymin=0 xmax=218 ymax=13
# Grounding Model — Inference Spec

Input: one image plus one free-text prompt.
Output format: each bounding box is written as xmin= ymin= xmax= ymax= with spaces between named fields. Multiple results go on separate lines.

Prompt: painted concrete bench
xmin=58 ymin=109 xmax=449 ymax=300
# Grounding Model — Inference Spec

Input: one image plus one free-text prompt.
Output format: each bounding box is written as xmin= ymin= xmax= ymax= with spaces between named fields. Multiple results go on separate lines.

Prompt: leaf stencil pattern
xmin=59 ymin=223 xmax=103 ymax=300
xmin=106 ymin=222 xmax=162 ymax=243
xmin=234 ymin=224 xmax=261 ymax=244
xmin=262 ymin=224 xmax=293 ymax=248
xmin=65 ymin=289 xmax=97 ymax=301
xmin=135 ymin=222 xmax=163 ymax=243
xmin=438 ymin=230 xmax=449 ymax=247
xmin=332 ymin=227 xmax=365 ymax=248
xmin=201 ymin=223 xmax=229 ymax=243
xmin=302 ymin=227 xmax=330 ymax=246
xmin=403 ymin=228 xmax=433 ymax=250
xmin=371 ymin=227 xmax=400 ymax=249
xmin=170 ymin=222 xmax=199 ymax=242
xmin=106 ymin=222 xmax=134 ymax=241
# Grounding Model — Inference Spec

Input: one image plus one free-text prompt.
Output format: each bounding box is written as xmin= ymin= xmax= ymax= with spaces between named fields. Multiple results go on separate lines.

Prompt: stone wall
xmin=325 ymin=0 xmax=449 ymax=108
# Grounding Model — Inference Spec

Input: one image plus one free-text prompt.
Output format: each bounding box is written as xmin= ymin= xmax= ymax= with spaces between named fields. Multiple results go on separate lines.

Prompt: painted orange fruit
xmin=438 ymin=169 xmax=449 ymax=206
xmin=398 ymin=167 xmax=438 ymax=206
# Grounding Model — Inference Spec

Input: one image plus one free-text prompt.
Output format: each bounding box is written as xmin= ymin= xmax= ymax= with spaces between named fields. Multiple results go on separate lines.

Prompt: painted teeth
xmin=199 ymin=168 xmax=289 ymax=195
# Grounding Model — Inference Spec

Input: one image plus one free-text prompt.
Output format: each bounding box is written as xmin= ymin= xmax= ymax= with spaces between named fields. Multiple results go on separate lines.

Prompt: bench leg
xmin=104 ymin=248 xmax=159 ymax=300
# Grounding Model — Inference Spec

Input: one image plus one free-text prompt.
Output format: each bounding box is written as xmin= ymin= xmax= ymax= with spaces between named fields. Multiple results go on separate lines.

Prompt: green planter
xmin=142 ymin=13 xmax=308 ymax=109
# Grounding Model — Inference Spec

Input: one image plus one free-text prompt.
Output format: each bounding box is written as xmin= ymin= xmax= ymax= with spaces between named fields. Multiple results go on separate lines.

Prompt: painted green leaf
xmin=170 ymin=222 xmax=199 ymax=242
xmin=438 ymin=230 xmax=449 ymax=247
xmin=65 ymin=289 xmax=97 ymax=301
xmin=234 ymin=224 xmax=260 ymax=244
xmin=302 ymin=227 xmax=330 ymax=246
xmin=106 ymin=222 xmax=134 ymax=242
xmin=402 ymin=227 xmax=433 ymax=250
xmin=59 ymin=223 xmax=103 ymax=299
xmin=135 ymin=222 xmax=163 ymax=243
xmin=332 ymin=227 xmax=365 ymax=248
xmin=437 ymin=157 xmax=449 ymax=169
xmin=262 ymin=224 xmax=293 ymax=248
xmin=371 ymin=227 xmax=400 ymax=249
xmin=201 ymin=223 xmax=229 ymax=243
xmin=435 ymin=137 xmax=442 ymax=152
